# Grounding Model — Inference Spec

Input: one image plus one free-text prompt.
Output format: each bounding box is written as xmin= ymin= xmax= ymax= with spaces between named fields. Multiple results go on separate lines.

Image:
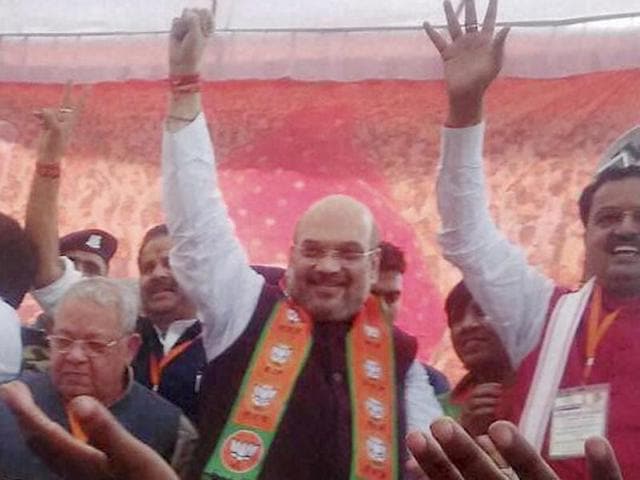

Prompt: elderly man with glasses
xmin=0 ymin=277 xmax=197 ymax=480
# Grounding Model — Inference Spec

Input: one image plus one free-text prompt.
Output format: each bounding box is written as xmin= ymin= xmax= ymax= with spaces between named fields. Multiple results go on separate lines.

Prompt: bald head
xmin=289 ymin=195 xmax=381 ymax=322
xmin=294 ymin=195 xmax=379 ymax=249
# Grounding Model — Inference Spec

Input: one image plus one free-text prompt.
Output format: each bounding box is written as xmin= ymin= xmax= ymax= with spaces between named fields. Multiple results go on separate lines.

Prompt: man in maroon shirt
xmin=425 ymin=0 xmax=640 ymax=477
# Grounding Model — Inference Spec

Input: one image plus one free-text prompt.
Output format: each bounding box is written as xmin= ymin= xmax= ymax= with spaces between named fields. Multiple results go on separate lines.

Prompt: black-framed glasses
xmin=47 ymin=335 xmax=123 ymax=357
xmin=293 ymin=243 xmax=379 ymax=266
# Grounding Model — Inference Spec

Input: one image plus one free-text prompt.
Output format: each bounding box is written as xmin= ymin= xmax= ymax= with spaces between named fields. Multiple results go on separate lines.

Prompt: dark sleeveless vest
xmin=190 ymin=285 xmax=417 ymax=480
xmin=133 ymin=317 xmax=207 ymax=422
xmin=0 ymin=372 xmax=183 ymax=480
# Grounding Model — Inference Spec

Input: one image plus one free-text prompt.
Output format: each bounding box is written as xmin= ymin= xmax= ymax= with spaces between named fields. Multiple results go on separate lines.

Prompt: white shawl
xmin=518 ymin=278 xmax=595 ymax=452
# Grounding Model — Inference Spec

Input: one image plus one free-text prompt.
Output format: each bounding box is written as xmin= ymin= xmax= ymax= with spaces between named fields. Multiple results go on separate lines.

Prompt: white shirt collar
xmin=153 ymin=318 xmax=199 ymax=355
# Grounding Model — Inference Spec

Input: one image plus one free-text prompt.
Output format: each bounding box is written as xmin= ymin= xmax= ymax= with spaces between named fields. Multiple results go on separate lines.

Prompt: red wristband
xmin=169 ymin=74 xmax=200 ymax=86
xmin=36 ymin=162 xmax=61 ymax=179
xmin=169 ymin=74 xmax=201 ymax=94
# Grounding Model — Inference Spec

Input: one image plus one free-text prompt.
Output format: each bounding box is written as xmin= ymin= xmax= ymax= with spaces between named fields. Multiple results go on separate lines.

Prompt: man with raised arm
xmin=163 ymin=6 xmax=441 ymax=479
xmin=425 ymin=0 xmax=640 ymax=477
xmin=24 ymin=91 xmax=206 ymax=419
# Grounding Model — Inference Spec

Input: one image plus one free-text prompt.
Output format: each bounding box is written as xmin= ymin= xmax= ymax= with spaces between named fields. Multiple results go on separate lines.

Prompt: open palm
xmin=424 ymin=0 xmax=509 ymax=99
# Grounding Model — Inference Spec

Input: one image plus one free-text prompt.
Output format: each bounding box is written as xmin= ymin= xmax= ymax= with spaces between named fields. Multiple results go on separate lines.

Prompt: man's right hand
xmin=168 ymin=3 xmax=214 ymax=78
xmin=34 ymin=82 xmax=84 ymax=164
xmin=423 ymin=0 xmax=509 ymax=127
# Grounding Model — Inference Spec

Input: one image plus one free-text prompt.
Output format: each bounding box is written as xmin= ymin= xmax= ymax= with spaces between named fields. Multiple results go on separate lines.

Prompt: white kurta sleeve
xmin=162 ymin=114 xmax=265 ymax=361
xmin=30 ymin=257 xmax=83 ymax=315
xmin=437 ymin=123 xmax=555 ymax=366
xmin=404 ymin=360 xmax=443 ymax=434
xmin=0 ymin=300 xmax=22 ymax=383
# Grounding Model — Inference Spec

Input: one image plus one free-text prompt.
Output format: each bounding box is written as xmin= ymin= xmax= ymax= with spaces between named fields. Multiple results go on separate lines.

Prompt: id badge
xmin=549 ymin=383 xmax=609 ymax=459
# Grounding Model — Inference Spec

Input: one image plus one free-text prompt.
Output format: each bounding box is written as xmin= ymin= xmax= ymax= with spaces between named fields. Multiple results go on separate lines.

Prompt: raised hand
xmin=406 ymin=418 xmax=623 ymax=480
xmin=0 ymin=381 xmax=178 ymax=480
xmin=34 ymin=82 xmax=86 ymax=164
xmin=423 ymin=0 xmax=509 ymax=126
xmin=168 ymin=2 xmax=215 ymax=77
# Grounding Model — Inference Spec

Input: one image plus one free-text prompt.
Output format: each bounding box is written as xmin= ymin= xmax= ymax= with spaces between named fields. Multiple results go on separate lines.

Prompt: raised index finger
xmin=60 ymin=80 xmax=74 ymax=109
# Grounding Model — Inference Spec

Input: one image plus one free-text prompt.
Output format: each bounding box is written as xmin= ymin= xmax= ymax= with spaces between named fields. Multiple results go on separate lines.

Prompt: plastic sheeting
xmin=1 ymin=0 xmax=639 ymax=82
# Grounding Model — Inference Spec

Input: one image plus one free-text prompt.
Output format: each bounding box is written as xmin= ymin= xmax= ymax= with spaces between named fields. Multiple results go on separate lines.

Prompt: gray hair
xmin=55 ymin=277 xmax=139 ymax=333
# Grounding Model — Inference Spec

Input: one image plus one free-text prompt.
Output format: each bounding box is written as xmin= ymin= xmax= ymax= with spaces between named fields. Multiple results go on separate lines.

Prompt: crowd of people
xmin=0 ymin=0 xmax=635 ymax=478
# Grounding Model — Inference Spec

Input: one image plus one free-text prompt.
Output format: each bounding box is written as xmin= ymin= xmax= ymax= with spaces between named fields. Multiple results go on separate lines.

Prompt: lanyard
xmin=149 ymin=335 xmax=200 ymax=392
xmin=583 ymin=285 xmax=620 ymax=383
xmin=66 ymin=408 xmax=88 ymax=443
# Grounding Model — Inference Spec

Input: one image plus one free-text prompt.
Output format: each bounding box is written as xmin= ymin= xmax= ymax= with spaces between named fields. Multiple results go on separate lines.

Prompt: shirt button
xmin=332 ymin=372 xmax=344 ymax=383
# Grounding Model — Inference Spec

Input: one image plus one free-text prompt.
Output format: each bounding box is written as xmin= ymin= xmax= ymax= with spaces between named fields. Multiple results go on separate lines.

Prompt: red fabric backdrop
xmin=1 ymin=70 xmax=639 ymax=379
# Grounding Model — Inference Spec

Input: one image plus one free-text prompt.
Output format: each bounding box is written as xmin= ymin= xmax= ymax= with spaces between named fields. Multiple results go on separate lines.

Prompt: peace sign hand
xmin=34 ymin=82 xmax=87 ymax=164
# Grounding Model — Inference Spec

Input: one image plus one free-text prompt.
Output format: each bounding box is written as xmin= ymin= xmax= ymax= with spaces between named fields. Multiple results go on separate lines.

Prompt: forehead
xmin=139 ymin=235 xmax=172 ymax=262
xmin=296 ymin=206 xmax=372 ymax=247
xmin=591 ymin=177 xmax=640 ymax=213
xmin=54 ymin=297 xmax=122 ymax=337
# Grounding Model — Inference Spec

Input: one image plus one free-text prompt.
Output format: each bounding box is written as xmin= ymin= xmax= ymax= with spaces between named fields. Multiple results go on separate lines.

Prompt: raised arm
xmin=162 ymin=5 xmax=264 ymax=361
xmin=425 ymin=0 xmax=554 ymax=366
xmin=25 ymin=85 xmax=82 ymax=289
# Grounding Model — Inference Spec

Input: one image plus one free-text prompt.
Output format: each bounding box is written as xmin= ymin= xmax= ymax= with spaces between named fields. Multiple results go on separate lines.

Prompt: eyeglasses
xmin=293 ymin=243 xmax=379 ymax=266
xmin=596 ymin=127 xmax=640 ymax=175
xmin=47 ymin=335 xmax=123 ymax=357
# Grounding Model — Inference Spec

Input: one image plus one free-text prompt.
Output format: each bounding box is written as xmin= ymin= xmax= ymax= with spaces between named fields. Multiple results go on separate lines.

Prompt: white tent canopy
xmin=1 ymin=0 xmax=639 ymax=82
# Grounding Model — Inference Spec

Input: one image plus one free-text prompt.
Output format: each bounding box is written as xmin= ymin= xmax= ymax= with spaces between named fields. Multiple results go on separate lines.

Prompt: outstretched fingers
xmin=444 ymin=0 xmax=463 ymax=41
xmin=423 ymin=21 xmax=449 ymax=55
xmin=464 ymin=0 xmax=478 ymax=33
xmin=482 ymin=0 xmax=498 ymax=35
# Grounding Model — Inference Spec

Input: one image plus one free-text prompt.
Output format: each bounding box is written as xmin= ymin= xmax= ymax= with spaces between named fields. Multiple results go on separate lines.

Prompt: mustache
xmin=306 ymin=271 xmax=348 ymax=287
xmin=143 ymin=277 xmax=180 ymax=295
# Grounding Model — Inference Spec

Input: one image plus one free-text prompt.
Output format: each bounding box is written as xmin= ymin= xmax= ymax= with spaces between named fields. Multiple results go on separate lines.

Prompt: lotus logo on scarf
xmin=269 ymin=343 xmax=293 ymax=365
xmin=363 ymin=359 xmax=383 ymax=381
xmin=221 ymin=430 xmax=264 ymax=473
xmin=363 ymin=324 xmax=381 ymax=341
xmin=230 ymin=439 xmax=260 ymax=461
xmin=365 ymin=397 xmax=385 ymax=421
xmin=366 ymin=436 xmax=387 ymax=463
xmin=251 ymin=384 xmax=278 ymax=408
xmin=286 ymin=309 xmax=301 ymax=324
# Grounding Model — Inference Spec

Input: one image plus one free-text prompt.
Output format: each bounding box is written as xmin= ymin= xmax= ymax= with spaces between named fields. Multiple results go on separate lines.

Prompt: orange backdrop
xmin=1 ymin=69 xmax=639 ymax=379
